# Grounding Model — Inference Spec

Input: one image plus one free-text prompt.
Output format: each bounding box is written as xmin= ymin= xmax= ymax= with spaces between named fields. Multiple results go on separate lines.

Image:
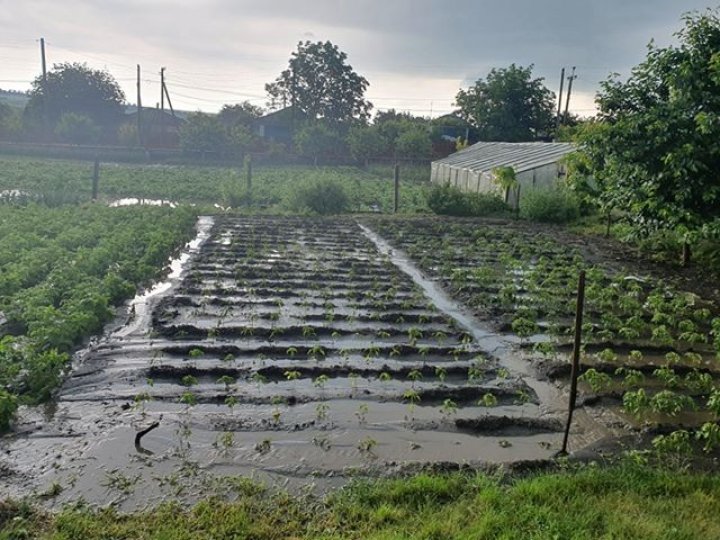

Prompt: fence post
xmin=92 ymin=156 xmax=100 ymax=200
xmin=560 ymin=269 xmax=586 ymax=455
xmin=246 ymin=154 xmax=252 ymax=205
xmin=393 ymin=163 xmax=400 ymax=213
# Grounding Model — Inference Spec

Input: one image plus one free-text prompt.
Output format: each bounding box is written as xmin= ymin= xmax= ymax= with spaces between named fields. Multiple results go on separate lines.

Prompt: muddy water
xmin=1 ymin=216 xmax=615 ymax=510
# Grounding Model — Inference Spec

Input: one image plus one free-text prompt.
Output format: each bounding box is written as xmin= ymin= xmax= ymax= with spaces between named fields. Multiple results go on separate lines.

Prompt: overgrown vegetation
xmin=0 ymin=204 xmax=196 ymax=430
xmin=519 ymin=187 xmax=581 ymax=223
xmin=2 ymin=463 xmax=720 ymax=538
xmin=425 ymin=183 xmax=509 ymax=217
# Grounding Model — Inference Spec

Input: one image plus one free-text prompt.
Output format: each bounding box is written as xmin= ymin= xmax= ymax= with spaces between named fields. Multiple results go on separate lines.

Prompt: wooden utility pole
xmin=160 ymin=67 xmax=165 ymax=113
xmin=40 ymin=37 xmax=48 ymax=137
xmin=136 ymin=64 xmax=143 ymax=147
xmin=555 ymin=67 xmax=565 ymax=130
xmin=560 ymin=270 xmax=586 ymax=455
xmin=564 ymin=66 xmax=577 ymax=119
xmin=162 ymin=76 xmax=176 ymax=118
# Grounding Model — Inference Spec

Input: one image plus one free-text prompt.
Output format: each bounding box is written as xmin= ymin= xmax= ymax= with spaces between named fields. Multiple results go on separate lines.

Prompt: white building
xmin=430 ymin=141 xmax=576 ymax=207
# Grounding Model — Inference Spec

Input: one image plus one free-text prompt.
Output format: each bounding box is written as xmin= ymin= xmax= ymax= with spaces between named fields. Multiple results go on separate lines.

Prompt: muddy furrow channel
xmin=3 ymin=215 xmax=605 ymax=509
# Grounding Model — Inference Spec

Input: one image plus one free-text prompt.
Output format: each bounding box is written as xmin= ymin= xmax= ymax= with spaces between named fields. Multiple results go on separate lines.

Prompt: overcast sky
xmin=0 ymin=0 xmax=715 ymax=118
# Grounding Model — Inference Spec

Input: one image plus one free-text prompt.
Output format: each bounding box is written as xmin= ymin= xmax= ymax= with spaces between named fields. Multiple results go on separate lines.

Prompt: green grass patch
xmin=3 ymin=463 xmax=720 ymax=538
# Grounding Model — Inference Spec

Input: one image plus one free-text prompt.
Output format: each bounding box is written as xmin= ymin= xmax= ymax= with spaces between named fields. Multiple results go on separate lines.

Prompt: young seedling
xmin=315 ymin=402 xmax=330 ymax=421
xmin=217 ymin=375 xmax=235 ymax=392
xmin=479 ymin=393 xmax=498 ymax=407
xmin=357 ymin=436 xmax=377 ymax=456
xmin=355 ymin=403 xmax=369 ymax=425
xmin=313 ymin=374 xmax=330 ymax=389
xmin=440 ymin=398 xmax=458 ymax=417
xmin=435 ymin=366 xmax=448 ymax=383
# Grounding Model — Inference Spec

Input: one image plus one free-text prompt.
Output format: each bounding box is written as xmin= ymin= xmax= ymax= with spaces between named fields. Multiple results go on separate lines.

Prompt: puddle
xmin=113 ymin=216 xmax=214 ymax=338
xmin=109 ymin=198 xmax=179 ymax=208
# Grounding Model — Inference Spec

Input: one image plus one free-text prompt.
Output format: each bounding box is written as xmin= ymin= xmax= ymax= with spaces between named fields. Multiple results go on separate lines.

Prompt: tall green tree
xmin=217 ymin=101 xmax=264 ymax=128
xmin=266 ymin=41 xmax=372 ymax=126
xmin=455 ymin=64 xmax=555 ymax=141
xmin=575 ymin=10 xmax=720 ymax=261
xmin=24 ymin=62 xmax=126 ymax=140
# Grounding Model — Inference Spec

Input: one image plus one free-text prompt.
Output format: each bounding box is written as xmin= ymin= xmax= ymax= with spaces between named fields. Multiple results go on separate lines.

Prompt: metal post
xmin=560 ymin=269 xmax=586 ymax=455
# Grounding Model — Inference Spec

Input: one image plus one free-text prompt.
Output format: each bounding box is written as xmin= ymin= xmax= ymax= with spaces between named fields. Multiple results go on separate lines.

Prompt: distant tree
xmin=0 ymin=102 xmax=22 ymax=140
xmin=24 ymin=62 xmax=125 ymax=140
xmin=179 ymin=113 xmax=231 ymax=155
xmin=217 ymin=101 xmax=264 ymax=128
xmin=395 ymin=126 xmax=432 ymax=159
xmin=266 ymin=41 xmax=372 ymax=126
xmin=347 ymin=125 xmax=388 ymax=163
xmin=54 ymin=112 xmax=101 ymax=144
xmin=294 ymin=122 xmax=347 ymax=164
xmin=455 ymin=64 xmax=555 ymax=141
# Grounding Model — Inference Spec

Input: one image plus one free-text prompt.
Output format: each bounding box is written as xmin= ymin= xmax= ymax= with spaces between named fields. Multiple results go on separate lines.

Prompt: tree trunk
xmin=682 ymin=241 xmax=691 ymax=267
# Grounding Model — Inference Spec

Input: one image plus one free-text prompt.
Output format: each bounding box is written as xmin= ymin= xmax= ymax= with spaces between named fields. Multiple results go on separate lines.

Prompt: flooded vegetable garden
xmin=3 ymin=215 xmax=718 ymax=507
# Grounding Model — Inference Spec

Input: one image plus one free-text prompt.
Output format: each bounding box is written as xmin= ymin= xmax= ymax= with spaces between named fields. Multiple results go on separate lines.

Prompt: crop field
xmin=0 ymin=156 xmax=429 ymax=212
xmin=2 ymin=211 xmax=719 ymax=511
xmin=0 ymin=204 xmax=197 ymax=429
xmin=368 ymin=217 xmax=720 ymax=451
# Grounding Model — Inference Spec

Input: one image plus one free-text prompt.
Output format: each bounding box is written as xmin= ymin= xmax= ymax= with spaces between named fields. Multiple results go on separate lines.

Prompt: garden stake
xmin=92 ymin=156 xmax=100 ymax=200
xmin=560 ymin=269 xmax=586 ymax=455
xmin=394 ymin=163 xmax=400 ymax=213
xmin=246 ymin=154 xmax=253 ymax=205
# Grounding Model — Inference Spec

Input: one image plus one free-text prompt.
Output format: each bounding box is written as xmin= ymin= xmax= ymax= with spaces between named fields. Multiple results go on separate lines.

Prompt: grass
xmin=2 ymin=463 xmax=720 ymax=538
xmin=0 ymin=155 xmax=430 ymax=213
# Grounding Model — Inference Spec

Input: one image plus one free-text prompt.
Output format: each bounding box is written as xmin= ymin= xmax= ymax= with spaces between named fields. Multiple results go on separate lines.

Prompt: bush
xmin=425 ymin=184 xmax=509 ymax=217
xmin=520 ymin=188 xmax=580 ymax=223
xmin=290 ymin=179 xmax=349 ymax=215
xmin=0 ymin=389 xmax=18 ymax=432
xmin=54 ymin=113 xmax=101 ymax=144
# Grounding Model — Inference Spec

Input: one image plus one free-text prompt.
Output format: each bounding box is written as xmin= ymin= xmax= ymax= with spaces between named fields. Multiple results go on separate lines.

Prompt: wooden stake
xmin=92 ymin=156 xmax=100 ymax=200
xmin=393 ymin=163 xmax=400 ymax=213
xmin=246 ymin=154 xmax=252 ymax=205
xmin=560 ymin=269 xmax=586 ymax=455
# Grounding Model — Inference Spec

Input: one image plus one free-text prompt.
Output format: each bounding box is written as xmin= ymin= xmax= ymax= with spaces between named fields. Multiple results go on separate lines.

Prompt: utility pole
xmin=555 ymin=67 xmax=565 ymax=130
xmin=160 ymin=67 xmax=165 ymax=113
xmin=290 ymin=63 xmax=297 ymax=140
xmin=564 ymin=66 xmax=577 ymax=119
xmin=40 ymin=37 xmax=48 ymax=137
xmin=162 ymin=77 xmax=175 ymax=118
xmin=136 ymin=64 xmax=143 ymax=147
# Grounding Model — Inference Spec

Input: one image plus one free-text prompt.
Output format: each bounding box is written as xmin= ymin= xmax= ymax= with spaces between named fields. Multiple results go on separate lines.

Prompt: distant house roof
xmin=124 ymin=106 xmax=189 ymax=123
xmin=254 ymin=107 xmax=307 ymax=127
xmin=433 ymin=141 xmax=575 ymax=174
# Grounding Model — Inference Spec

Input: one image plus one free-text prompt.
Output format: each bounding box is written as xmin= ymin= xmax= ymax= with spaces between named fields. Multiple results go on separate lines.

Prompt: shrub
xmin=290 ymin=179 xmax=349 ymax=215
xmin=425 ymin=184 xmax=509 ymax=217
xmin=0 ymin=389 xmax=18 ymax=432
xmin=519 ymin=187 xmax=580 ymax=223
xmin=54 ymin=112 xmax=101 ymax=144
